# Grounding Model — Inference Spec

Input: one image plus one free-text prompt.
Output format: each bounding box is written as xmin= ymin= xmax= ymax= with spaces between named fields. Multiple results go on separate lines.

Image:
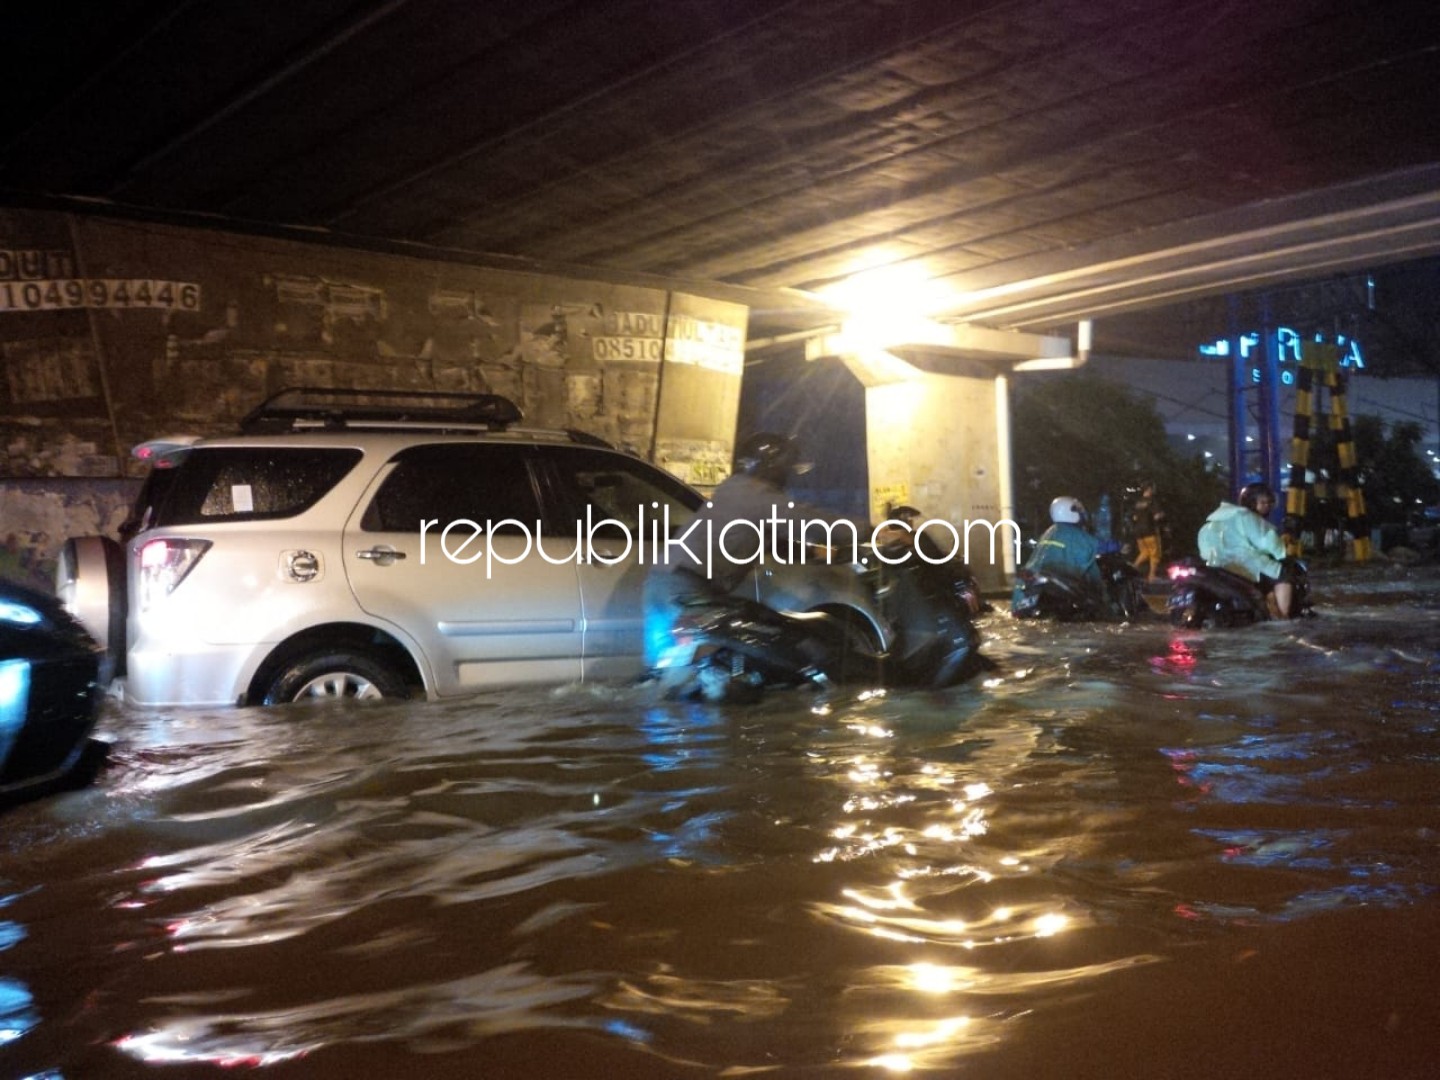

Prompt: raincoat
xmin=1197 ymin=502 xmax=1285 ymax=582
xmin=1024 ymin=522 xmax=1102 ymax=589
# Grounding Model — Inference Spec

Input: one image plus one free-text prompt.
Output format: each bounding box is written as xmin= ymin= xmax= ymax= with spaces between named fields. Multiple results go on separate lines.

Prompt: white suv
xmin=55 ymin=388 xmax=885 ymax=707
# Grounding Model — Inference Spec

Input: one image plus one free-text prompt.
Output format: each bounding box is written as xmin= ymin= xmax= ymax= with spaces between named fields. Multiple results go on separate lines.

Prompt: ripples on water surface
xmin=4 ymin=566 xmax=1440 ymax=1079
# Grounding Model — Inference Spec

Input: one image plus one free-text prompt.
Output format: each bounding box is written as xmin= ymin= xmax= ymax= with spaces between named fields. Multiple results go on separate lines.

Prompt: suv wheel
xmin=262 ymin=650 xmax=410 ymax=705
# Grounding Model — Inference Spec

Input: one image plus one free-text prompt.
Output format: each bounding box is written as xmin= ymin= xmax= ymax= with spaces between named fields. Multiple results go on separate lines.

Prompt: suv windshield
xmin=145 ymin=447 xmax=364 ymax=527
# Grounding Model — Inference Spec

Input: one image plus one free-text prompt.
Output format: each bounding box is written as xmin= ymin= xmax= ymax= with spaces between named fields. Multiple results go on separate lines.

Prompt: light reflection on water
xmin=1 ymin=566 xmax=1440 ymax=1077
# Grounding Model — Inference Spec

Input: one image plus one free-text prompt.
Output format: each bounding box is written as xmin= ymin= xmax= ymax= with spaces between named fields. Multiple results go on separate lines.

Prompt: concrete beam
xmin=804 ymin=320 xmax=1080 ymax=385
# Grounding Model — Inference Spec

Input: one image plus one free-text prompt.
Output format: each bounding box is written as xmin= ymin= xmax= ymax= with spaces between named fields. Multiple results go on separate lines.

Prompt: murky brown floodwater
xmin=4 ymin=564 xmax=1440 ymax=1079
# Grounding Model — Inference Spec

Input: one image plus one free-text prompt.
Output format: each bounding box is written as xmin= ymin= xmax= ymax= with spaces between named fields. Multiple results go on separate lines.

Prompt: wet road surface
xmin=3 ymin=563 xmax=1439 ymax=1078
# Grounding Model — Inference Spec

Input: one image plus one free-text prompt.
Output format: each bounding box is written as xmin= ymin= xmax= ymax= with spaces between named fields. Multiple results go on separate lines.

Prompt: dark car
xmin=1 ymin=578 xmax=109 ymax=807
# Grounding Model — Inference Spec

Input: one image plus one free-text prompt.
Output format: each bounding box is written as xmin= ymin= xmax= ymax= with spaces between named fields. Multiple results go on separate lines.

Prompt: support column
xmin=862 ymin=368 xmax=1016 ymax=591
xmin=1258 ymin=301 xmax=1283 ymax=497
xmin=1228 ymin=299 xmax=1247 ymax=496
xmin=650 ymin=293 xmax=749 ymax=491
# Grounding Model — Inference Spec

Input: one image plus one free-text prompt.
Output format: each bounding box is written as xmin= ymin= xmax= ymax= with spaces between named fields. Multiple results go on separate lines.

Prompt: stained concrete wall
xmin=0 ymin=209 xmax=747 ymax=583
xmin=0 ymin=478 xmax=139 ymax=591
xmin=865 ymin=372 xmax=1016 ymax=590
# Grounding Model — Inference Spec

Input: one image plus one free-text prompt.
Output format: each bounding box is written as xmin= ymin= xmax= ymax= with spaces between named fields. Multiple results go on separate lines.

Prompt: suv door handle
xmin=356 ymin=546 xmax=407 ymax=564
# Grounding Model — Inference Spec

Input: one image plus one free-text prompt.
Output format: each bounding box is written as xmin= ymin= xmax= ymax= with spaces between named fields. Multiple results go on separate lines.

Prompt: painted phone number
xmin=0 ymin=278 xmax=202 ymax=313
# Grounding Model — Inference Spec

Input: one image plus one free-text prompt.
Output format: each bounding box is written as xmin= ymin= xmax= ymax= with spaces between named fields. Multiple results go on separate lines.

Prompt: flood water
xmin=4 ymin=564 xmax=1440 ymax=1079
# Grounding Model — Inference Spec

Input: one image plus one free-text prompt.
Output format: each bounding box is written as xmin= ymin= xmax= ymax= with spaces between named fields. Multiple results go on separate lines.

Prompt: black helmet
xmin=735 ymin=432 xmax=803 ymax=486
xmin=1238 ymin=482 xmax=1276 ymax=512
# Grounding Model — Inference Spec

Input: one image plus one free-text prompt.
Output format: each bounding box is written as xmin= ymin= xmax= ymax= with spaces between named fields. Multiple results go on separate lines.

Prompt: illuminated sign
xmin=1199 ymin=328 xmax=1364 ymax=385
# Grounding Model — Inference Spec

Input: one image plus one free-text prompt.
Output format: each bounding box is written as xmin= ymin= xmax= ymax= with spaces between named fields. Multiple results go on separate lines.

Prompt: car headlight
xmin=0 ymin=600 xmax=42 ymax=626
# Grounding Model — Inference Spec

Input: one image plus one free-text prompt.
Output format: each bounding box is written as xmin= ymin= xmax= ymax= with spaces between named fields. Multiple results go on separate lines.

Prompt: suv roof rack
xmin=239 ymin=387 xmax=524 ymax=434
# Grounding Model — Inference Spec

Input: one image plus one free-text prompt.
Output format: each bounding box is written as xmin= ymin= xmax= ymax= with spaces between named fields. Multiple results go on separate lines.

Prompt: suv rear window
xmin=147 ymin=447 xmax=364 ymax=526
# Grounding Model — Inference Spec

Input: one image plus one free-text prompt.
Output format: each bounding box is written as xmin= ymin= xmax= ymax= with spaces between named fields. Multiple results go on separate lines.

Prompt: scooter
xmin=1011 ymin=550 xmax=1149 ymax=622
xmin=877 ymin=506 xmax=993 ymax=619
xmin=649 ymin=545 xmax=985 ymax=703
xmin=1165 ymin=556 xmax=1311 ymax=628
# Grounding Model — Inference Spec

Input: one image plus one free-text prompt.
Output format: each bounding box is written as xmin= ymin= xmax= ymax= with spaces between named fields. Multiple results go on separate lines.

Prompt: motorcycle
xmin=649 ymin=541 xmax=985 ymax=704
xmin=1011 ymin=550 xmax=1149 ymax=622
xmin=1165 ymin=556 xmax=1311 ymax=628
xmin=877 ymin=506 xmax=993 ymax=619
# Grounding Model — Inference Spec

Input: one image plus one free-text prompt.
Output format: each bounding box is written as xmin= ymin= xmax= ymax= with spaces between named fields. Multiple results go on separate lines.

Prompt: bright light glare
xmin=909 ymin=963 xmax=959 ymax=994
xmin=821 ymin=262 xmax=954 ymax=317
xmin=867 ymin=1052 xmax=915 ymax=1072
xmin=895 ymin=1017 xmax=971 ymax=1047
xmin=821 ymin=263 xmax=958 ymax=354
xmin=1034 ymin=912 xmax=1070 ymax=937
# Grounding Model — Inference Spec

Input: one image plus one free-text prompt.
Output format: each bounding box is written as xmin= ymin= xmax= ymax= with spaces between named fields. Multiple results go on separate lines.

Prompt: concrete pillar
xmin=805 ymin=320 xmax=1076 ymax=592
xmin=650 ymin=293 xmax=749 ymax=492
xmin=862 ymin=369 xmax=1017 ymax=591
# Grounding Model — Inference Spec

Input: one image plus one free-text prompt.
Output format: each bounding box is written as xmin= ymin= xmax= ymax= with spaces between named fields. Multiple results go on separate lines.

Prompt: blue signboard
xmin=1199 ymin=329 xmax=1364 ymax=384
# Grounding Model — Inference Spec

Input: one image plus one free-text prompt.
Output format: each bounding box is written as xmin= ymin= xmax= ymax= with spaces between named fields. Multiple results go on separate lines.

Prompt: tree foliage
xmin=1010 ymin=371 xmax=1225 ymax=558
xmin=1351 ymin=415 xmax=1440 ymax=525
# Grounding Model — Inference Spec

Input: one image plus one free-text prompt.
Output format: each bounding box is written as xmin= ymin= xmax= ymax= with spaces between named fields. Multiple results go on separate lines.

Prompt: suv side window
xmin=537 ymin=446 xmax=701 ymax=540
xmin=152 ymin=447 xmax=364 ymax=525
xmin=360 ymin=444 xmax=543 ymax=534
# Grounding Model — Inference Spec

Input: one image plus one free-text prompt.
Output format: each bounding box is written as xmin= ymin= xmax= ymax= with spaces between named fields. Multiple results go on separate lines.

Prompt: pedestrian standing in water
xmin=1129 ymin=481 xmax=1166 ymax=583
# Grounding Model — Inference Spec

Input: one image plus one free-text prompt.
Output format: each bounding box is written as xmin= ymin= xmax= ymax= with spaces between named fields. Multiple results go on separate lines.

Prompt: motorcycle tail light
xmin=138 ymin=538 xmax=212 ymax=611
xmin=1167 ymin=563 xmax=1196 ymax=581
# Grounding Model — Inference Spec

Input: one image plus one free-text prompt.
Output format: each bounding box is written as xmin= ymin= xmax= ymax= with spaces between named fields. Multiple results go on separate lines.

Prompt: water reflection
xmin=0 ymin=975 xmax=37 ymax=1047
xmin=0 ymin=568 xmax=1437 ymax=1075
xmin=1 ymin=884 xmax=36 ymax=1049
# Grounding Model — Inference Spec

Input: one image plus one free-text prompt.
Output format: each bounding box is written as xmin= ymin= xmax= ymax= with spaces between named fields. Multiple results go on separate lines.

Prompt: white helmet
xmin=1049 ymin=496 xmax=1086 ymax=524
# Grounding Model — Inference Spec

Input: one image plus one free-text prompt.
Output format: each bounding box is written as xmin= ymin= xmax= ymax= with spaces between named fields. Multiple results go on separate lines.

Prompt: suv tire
xmin=261 ymin=649 xmax=410 ymax=705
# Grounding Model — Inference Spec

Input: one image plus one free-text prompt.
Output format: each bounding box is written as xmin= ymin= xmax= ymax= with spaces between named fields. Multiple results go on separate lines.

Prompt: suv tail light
xmin=138 ymin=539 xmax=212 ymax=610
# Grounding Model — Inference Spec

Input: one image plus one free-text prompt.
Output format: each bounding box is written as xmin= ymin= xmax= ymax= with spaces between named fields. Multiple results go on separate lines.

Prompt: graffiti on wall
xmin=494 ymin=303 xmax=664 ymax=444
xmin=1 ymin=212 xmax=748 ymax=486
xmin=265 ymin=273 xmax=387 ymax=345
xmin=666 ymin=312 xmax=744 ymax=375
xmin=0 ymin=213 xmax=755 ymax=588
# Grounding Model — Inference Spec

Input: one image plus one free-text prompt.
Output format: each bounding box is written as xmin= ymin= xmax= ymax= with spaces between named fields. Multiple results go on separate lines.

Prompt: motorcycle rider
xmin=880 ymin=504 xmax=990 ymax=616
xmin=1012 ymin=496 xmax=1106 ymax=613
xmin=642 ymin=432 xmax=848 ymax=668
xmin=1196 ymin=482 xmax=1294 ymax=618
